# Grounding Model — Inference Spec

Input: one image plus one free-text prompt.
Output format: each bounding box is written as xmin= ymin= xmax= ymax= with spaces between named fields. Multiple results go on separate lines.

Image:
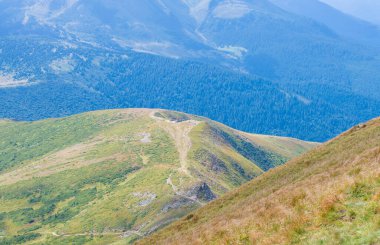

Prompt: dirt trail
xmin=150 ymin=111 xmax=199 ymax=177
xmin=166 ymin=175 xmax=178 ymax=192
xmin=46 ymin=230 xmax=143 ymax=238
xmin=151 ymin=111 xmax=204 ymax=205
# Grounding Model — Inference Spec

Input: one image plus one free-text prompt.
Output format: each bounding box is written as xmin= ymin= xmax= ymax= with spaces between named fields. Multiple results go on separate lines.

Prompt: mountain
xmin=195 ymin=0 xmax=380 ymax=98
xmin=2 ymin=36 xmax=380 ymax=142
xmin=2 ymin=0 xmax=379 ymax=94
xmin=320 ymin=0 xmax=380 ymax=27
xmin=0 ymin=109 xmax=316 ymax=244
xmin=0 ymin=0 xmax=380 ymax=141
xmin=269 ymin=0 xmax=380 ymax=43
xmin=141 ymin=116 xmax=380 ymax=244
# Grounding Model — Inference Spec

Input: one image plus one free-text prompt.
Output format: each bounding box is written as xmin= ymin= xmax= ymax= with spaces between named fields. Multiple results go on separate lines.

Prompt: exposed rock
xmin=138 ymin=133 xmax=151 ymax=143
xmin=187 ymin=182 xmax=216 ymax=202
xmin=132 ymin=192 xmax=157 ymax=207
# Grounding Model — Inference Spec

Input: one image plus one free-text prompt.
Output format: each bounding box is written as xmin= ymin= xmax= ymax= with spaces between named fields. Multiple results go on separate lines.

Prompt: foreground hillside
xmin=141 ymin=117 xmax=380 ymax=244
xmin=0 ymin=109 xmax=315 ymax=244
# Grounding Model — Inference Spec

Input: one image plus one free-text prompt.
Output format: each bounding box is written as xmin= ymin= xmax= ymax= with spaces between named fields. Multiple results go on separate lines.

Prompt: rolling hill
xmin=0 ymin=0 xmax=380 ymax=141
xmin=0 ymin=109 xmax=316 ymax=244
xmin=140 ymin=116 xmax=380 ymax=244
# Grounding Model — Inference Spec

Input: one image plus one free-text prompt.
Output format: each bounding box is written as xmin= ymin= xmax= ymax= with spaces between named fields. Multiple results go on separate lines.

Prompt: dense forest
xmin=1 ymin=37 xmax=379 ymax=141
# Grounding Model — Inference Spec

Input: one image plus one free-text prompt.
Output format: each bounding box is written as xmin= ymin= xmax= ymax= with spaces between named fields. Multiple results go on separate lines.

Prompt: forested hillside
xmin=0 ymin=0 xmax=380 ymax=141
xmin=1 ymin=37 xmax=379 ymax=141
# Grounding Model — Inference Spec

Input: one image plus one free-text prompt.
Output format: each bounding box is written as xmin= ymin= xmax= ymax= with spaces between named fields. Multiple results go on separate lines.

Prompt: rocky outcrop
xmin=187 ymin=182 xmax=216 ymax=202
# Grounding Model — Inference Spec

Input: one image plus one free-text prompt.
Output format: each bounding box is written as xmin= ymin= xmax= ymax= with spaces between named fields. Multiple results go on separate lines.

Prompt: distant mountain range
xmin=0 ymin=0 xmax=380 ymax=141
xmin=269 ymin=0 xmax=380 ymax=42
xmin=320 ymin=0 xmax=380 ymax=26
xmin=0 ymin=109 xmax=316 ymax=244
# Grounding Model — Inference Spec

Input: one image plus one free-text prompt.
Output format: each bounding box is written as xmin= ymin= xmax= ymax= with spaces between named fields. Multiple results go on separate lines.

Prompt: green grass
xmin=0 ymin=109 xmax=315 ymax=244
xmin=139 ymin=117 xmax=380 ymax=245
xmin=295 ymin=177 xmax=380 ymax=245
xmin=0 ymin=111 xmax=139 ymax=173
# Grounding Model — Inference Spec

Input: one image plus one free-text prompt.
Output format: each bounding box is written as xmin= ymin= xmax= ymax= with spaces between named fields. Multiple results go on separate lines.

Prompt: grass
xmin=0 ymin=111 xmax=136 ymax=173
xmin=188 ymin=122 xmax=263 ymax=194
xmin=299 ymin=177 xmax=380 ymax=244
xmin=0 ymin=109 xmax=315 ymax=244
xmin=139 ymin=117 xmax=380 ymax=245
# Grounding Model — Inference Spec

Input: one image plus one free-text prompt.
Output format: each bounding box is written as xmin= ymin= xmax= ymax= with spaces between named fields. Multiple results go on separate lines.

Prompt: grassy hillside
xmin=0 ymin=109 xmax=316 ymax=244
xmin=140 ymin=117 xmax=380 ymax=245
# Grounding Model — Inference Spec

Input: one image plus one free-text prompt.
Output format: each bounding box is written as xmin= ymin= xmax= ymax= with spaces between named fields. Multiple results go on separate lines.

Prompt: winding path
xmin=150 ymin=111 xmax=199 ymax=177
xmin=45 ymin=230 xmax=143 ymax=238
xmin=150 ymin=111 xmax=205 ymax=205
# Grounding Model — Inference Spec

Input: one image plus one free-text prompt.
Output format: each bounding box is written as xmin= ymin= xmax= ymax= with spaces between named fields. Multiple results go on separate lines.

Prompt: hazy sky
xmin=320 ymin=0 xmax=380 ymax=25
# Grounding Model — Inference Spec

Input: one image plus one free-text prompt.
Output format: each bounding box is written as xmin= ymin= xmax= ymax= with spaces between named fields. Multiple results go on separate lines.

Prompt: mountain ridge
xmin=140 ymin=116 xmax=380 ymax=244
xmin=269 ymin=0 xmax=380 ymax=43
xmin=0 ymin=108 xmax=316 ymax=244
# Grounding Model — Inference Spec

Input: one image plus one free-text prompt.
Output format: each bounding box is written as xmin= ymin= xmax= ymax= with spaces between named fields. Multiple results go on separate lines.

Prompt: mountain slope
xmin=0 ymin=109 xmax=316 ymax=244
xmin=320 ymin=0 xmax=380 ymax=26
xmin=269 ymin=0 xmax=380 ymax=43
xmin=140 ymin=116 xmax=380 ymax=244
xmin=197 ymin=0 xmax=380 ymax=99
xmin=0 ymin=0 xmax=380 ymax=141
xmin=2 ymin=0 xmax=379 ymax=97
xmin=1 ymin=36 xmax=380 ymax=142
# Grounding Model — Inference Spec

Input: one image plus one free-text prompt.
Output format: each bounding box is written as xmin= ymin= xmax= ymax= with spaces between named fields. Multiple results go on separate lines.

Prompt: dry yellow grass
xmin=139 ymin=117 xmax=380 ymax=245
